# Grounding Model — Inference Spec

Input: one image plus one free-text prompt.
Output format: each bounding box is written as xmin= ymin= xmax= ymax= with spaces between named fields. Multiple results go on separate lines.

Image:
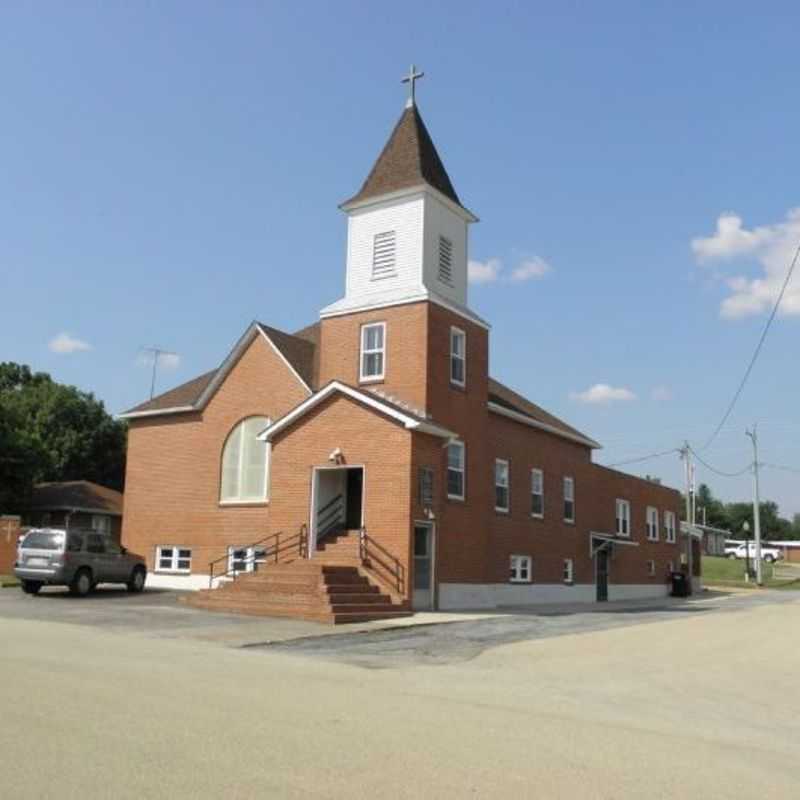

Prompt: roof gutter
xmin=118 ymin=405 xmax=196 ymax=420
xmin=488 ymin=402 xmax=601 ymax=450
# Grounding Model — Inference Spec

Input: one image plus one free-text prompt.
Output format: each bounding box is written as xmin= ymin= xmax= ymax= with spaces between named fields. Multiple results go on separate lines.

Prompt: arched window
xmin=220 ymin=417 xmax=270 ymax=503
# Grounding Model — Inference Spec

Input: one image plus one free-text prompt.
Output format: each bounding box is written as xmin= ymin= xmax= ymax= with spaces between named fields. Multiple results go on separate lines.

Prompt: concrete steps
xmin=181 ymin=553 xmax=409 ymax=624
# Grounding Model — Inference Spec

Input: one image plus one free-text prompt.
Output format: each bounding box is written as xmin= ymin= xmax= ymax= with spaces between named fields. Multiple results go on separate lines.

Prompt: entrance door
xmin=596 ymin=547 xmax=609 ymax=602
xmin=413 ymin=523 xmax=434 ymax=610
xmin=345 ymin=468 xmax=363 ymax=530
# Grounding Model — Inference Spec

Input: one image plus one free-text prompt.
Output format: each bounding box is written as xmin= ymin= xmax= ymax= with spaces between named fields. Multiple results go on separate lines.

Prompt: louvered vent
xmin=372 ymin=231 xmax=397 ymax=279
xmin=438 ymin=236 xmax=453 ymax=285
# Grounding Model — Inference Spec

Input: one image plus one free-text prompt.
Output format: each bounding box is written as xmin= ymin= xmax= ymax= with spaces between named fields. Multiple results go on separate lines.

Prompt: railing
xmin=358 ymin=527 xmax=405 ymax=597
xmin=316 ymin=493 xmax=345 ymax=543
xmin=208 ymin=525 xmax=308 ymax=588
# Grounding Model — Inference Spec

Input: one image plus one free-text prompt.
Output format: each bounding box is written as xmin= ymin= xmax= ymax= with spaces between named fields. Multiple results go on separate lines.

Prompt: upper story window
xmin=616 ymin=498 xmax=631 ymax=537
xmin=438 ymin=235 xmax=454 ymax=285
xmin=359 ymin=322 xmax=386 ymax=382
xmin=450 ymin=327 xmax=466 ymax=387
xmin=495 ymin=459 xmax=510 ymax=512
xmin=447 ymin=441 xmax=465 ymax=500
xmin=563 ymin=476 xmax=575 ymax=523
xmin=418 ymin=466 xmax=434 ymax=507
xmin=220 ymin=416 xmax=270 ymax=503
xmin=646 ymin=507 xmax=659 ymax=541
xmin=531 ymin=469 xmax=544 ymax=517
xmin=665 ymin=511 xmax=677 ymax=543
xmin=372 ymin=231 xmax=397 ymax=280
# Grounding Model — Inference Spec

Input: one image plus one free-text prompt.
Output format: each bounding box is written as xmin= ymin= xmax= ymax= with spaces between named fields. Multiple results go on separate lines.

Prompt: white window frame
xmin=563 ymin=476 xmax=575 ymax=523
xmin=616 ymin=498 xmax=631 ymax=537
xmin=494 ymin=458 xmax=510 ymax=513
xmin=359 ymin=322 xmax=386 ymax=383
xmin=220 ymin=416 xmax=271 ymax=504
xmin=647 ymin=559 xmax=656 ymax=577
xmin=91 ymin=514 xmax=111 ymax=535
xmin=510 ymin=554 xmax=532 ymax=584
xmin=563 ymin=558 xmax=574 ymax=584
xmin=665 ymin=511 xmax=676 ymax=543
xmin=450 ymin=326 xmax=466 ymax=388
xmin=531 ymin=468 xmax=544 ymax=518
xmin=646 ymin=506 xmax=659 ymax=541
xmin=155 ymin=545 xmax=192 ymax=574
xmin=447 ymin=440 xmax=466 ymax=501
xmin=227 ymin=545 xmax=267 ymax=577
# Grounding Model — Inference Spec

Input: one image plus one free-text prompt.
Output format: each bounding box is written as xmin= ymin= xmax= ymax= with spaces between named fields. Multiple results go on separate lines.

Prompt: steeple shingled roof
xmin=344 ymin=104 xmax=461 ymax=208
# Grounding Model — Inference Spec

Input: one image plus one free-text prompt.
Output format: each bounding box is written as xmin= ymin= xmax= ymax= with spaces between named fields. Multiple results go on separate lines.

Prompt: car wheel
xmin=727 ymin=553 xmax=737 ymax=559
xmin=764 ymin=555 xmax=775 ymax=563
xmin=21 ymin=580 xmax=42 ymax=595
xmin=69 ymin=569 xmax=92 ymax=597
xmin=127 ymin=567 xmax=146 ymax=593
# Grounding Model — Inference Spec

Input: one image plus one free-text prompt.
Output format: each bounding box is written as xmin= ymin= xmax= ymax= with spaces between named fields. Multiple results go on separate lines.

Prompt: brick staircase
xmin=181 ymin=531 xmax=410 ymax=624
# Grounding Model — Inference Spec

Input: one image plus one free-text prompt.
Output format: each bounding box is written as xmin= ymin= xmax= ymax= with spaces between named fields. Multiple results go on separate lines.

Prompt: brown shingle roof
xmin=257 ymin=322 xmax=319 ymax=391
xmin=31 ymin=481 xmax=123 ymax=515
xmin=124 ymin=370 xmax=217 ymax=415
xmin=344 ymin=104 xmax=461 ymax=208
xmin=488 ymin=378 xmax=599 ymax=448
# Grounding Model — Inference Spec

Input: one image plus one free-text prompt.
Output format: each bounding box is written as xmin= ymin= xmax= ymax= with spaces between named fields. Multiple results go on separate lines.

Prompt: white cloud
xmin=691 ymin=208 xmax=800 ymax=319
xmin=569 ymin=384 xmax=637 ymax=405
xmin=651 ymin=385 xmax=672 ymax=402
xmin=510 ymin=256 xmax=552 ymax=282
xmin=48 ymin=332 xmax=92 ymax=354
xmin=468 ymin=258 xmax=502 ymax=284
xmin=136 ymin=351 xmax=181 ymax=370
xmin=468 ymin=255 xmax=552 ymax=285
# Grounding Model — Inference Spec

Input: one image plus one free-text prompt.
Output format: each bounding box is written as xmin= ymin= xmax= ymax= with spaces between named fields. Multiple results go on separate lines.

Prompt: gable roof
xmin=258 ymin=381 xmax=457 ymax=443
xmin=31 ymin=481 xmax=123 ymax=516
xmin=488 ymin=378 xmax=601 ymax=450
xmin=120 ymin=321 xmax=319 ymax=419
xmin=343 ymin=104 xmax=462 ymax=209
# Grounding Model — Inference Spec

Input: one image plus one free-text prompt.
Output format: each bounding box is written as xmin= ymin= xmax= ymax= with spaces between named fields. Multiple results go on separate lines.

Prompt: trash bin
xmin=670 ymin=571 xmax=689 ymax=598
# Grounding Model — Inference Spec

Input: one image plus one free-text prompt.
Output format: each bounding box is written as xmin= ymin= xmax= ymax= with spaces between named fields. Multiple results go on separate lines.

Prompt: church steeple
xmin=342 ymin=103 xmax=462 ymax=209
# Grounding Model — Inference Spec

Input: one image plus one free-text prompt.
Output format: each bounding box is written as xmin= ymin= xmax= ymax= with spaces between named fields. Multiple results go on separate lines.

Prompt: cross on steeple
xmin=401 ymin=64 xmax=425 ymax=108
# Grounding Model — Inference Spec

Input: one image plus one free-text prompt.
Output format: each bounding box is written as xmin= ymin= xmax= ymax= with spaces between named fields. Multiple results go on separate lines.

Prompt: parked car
xmin=14 ymin=528 xmax=147 ymax=596
xmin=728 ymin=542 xmax=782 ymax=563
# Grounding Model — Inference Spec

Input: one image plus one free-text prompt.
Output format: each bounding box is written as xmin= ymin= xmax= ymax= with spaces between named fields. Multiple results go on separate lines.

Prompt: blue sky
xmin=2 ymin=2 xmax=799 ymax=516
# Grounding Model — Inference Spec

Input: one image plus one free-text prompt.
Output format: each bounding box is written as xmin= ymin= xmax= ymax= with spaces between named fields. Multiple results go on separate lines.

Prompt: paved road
xmin=2 ymin=588 xmax=800 ymax=798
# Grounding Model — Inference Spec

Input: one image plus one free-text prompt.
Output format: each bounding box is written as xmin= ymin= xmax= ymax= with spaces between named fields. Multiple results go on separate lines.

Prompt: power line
xmin=689 ymin=445 xmax=752 ymax=478
xmin=762 ymin=462 xmax=800 ymax=475
xmin=700 ymin=238 xmax=800 ymax=451
xmin=606 ymin=448 xmax=681 ymax=468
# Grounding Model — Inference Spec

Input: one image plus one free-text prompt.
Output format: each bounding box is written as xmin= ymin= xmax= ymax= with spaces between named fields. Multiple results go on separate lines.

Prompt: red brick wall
xmin=0 ymin=516 xmax=21 ymax=574
xmin=121 ymin=333 xmax=310 ymax=573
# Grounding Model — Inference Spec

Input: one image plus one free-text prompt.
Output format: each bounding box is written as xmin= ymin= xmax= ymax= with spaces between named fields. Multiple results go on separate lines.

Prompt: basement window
xmin=510 ymin=554 xmax=532 ymax=583
xmin=438 ymin=236 xmax=454 ymax=285
xmin=371 ymin=231 xmax=397 ymax=280
xmin=156 ymin=546 xmax=192 ymax=574
xmin=563 ymin=558 xmax=574 ymax=584
xmin=647 ymin=560 xmax=656 ymax=577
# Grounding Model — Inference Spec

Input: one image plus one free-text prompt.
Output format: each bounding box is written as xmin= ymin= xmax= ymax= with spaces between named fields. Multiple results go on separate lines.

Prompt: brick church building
xmin=121 ymin=81 xmax=683 ymax=622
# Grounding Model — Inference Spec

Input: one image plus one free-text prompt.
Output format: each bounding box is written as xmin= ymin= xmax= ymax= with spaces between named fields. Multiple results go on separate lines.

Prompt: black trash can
xmin=670 ymin=571 xmax=689 ymax=598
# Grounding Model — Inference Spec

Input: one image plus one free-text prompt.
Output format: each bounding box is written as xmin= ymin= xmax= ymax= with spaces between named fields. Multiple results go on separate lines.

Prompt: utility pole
xmin=745 ymin=425 xmax=763 ymax=586
xmin=681 ymin=442 xmax=694 ymax=589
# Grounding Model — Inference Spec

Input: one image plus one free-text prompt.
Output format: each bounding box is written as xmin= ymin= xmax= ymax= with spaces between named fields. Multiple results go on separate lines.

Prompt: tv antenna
xmin=140 ymin=346 xmax=179 ymax=399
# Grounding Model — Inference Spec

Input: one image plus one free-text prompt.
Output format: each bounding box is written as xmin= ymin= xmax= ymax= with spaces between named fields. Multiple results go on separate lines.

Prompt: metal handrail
xmin=208 ymin=525 xmax=307 ymax=588
xmin=316 ymin=494 xmax=345 ymax=541
xmin=358 ymin=526 xmax=405 ymax=596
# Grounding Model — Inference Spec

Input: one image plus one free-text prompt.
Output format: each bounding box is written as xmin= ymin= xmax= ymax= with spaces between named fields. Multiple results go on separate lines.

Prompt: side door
xmin=103 ymin=538 xmax=130 ymax=582
xmin=596 ymin=548 xmax=609 ymax=602
xmin=85 ymin=533 xmax=113 ymax=584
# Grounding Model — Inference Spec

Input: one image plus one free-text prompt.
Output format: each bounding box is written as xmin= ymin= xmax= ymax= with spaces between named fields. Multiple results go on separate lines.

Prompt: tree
xmin=0 ymin=362 xmax=127 ymax=513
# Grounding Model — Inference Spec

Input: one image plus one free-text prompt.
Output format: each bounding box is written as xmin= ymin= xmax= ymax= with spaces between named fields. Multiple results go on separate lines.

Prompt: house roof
xmin=488 ymin=378 xmax=601 ymax=449
xmin=343 ymin=104 xmax=462 ymax=209
xmin=258 ymin=381 xmax=457 ymax=443
xmin=120 ymin=321 xmax=319 ymax=419
xmin=31 ymin=481 xmax=123 ymax=516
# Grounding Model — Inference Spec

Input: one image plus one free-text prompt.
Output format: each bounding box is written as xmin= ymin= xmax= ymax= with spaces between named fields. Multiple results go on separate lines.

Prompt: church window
xmin=360 ymin=322 xmax=386 ymax=381
xmin=220 ymin=417 xmax=270 ymax=503
xmin=438 ymin=236 xmax=453 ymax=285
xmin=372 ymin=231 xmax=397 ymax=280
xmin=450 ymin=326 xmax=466 ymax=387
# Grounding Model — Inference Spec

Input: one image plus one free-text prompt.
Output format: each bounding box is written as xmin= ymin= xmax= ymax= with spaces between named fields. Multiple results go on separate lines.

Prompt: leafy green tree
xmin=0 ymin=362 xmax=127 ymax=513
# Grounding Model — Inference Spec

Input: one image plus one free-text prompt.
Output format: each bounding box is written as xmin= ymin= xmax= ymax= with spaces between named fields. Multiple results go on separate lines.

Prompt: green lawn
xmin=0 ymin=574 xmax=19 ymax=588
xmin=703 ymin=556 xmax=800 ymax=590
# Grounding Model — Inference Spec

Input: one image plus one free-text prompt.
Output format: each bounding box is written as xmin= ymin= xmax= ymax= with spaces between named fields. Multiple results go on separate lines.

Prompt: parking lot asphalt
xmin=1 ymin=582 xmax=797 ymax=662
xmin=2 ymin=587 xmax=800 ymax=799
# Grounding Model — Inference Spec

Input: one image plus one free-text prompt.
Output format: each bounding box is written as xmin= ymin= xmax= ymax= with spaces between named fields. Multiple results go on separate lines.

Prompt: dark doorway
xmin=596 ymin=547 xmax=609 ymax=602
xmin=345 ymin=468 xmax=363 ymax=530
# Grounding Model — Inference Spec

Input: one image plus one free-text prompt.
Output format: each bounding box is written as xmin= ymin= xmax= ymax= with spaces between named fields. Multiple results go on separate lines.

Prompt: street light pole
xmin=742 ymin=520 xmax=751 ymax=582
xmin=745 ymin=425 xmax=763 ymax=586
